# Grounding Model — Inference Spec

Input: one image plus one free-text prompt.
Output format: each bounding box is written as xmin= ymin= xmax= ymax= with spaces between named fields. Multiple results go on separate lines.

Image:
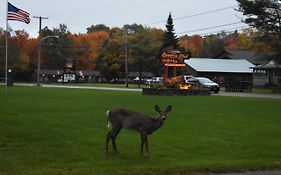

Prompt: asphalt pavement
xmin=12 ymin=83 xmax=281 ymax=99
xmin=212 ymin=91 xmax=281 ymax=99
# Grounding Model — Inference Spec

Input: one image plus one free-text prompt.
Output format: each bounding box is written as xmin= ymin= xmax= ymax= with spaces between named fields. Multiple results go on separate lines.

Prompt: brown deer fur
xmin=104 ymin=105 xmax=172 ymax=155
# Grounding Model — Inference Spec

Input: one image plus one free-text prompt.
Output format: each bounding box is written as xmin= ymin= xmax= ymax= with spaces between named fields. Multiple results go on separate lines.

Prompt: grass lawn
xmin=0 ymin=86 xmax=281 ymax=175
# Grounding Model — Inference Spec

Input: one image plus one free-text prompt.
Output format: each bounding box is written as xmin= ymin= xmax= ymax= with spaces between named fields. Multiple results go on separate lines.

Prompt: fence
xmin=225 ymin=81 xmax=252 ymax=92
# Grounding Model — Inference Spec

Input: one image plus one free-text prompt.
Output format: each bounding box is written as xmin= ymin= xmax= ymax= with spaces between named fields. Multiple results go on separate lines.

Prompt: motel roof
xmin=253 ymin=60 xmax=281 ymax=69
xmin=184 ymin=58 xmax=255 ymax=73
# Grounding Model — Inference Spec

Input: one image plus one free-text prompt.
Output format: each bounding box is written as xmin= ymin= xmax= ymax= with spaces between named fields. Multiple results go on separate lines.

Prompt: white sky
xmin=1 ymin=0 xmax=246 ymax=38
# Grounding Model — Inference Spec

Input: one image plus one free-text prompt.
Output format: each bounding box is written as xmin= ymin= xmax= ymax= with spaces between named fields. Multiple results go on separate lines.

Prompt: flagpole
xmin=5 ymin=0 xmax=8 ymax=95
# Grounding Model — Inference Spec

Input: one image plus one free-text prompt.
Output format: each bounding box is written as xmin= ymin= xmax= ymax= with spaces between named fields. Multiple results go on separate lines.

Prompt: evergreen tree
xmin=162 ymin=12 xmax=179 ymax=50
xmin=236 ymin=0 xmax=281 ymax=63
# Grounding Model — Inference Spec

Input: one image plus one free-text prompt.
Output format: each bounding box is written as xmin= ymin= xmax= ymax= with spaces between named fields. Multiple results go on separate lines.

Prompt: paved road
xmin=13 ymin=83 xmax=281 ymax=99
xmin=213 ymin=92 xmax=281 ymax=99
xmin=41 ymin=84 xmax=141 ymax=92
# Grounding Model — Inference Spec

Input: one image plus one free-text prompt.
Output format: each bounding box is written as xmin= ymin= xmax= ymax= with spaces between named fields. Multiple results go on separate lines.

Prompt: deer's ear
xmin=154 ymin=105 xmax=161 ymax=112
xmin=166 ymin=105 xmax=172 ymax=112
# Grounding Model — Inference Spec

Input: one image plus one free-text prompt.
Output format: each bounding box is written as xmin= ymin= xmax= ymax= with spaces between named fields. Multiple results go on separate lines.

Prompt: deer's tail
xmin=106 ymin=110 xmax=112 ymax=128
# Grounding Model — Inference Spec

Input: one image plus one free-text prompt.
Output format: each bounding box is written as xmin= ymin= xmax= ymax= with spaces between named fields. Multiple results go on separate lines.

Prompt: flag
xmin=7 ymin=22 xmax=17 ymax=37
xmin=7 ymin=2 xmax=30 ymax=24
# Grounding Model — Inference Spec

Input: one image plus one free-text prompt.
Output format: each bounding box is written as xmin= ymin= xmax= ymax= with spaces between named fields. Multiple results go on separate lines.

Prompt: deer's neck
xmin=148 ymin=117 xmax=164 ymax=134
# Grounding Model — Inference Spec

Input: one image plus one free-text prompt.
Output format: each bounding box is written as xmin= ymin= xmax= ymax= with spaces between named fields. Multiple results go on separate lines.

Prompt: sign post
xmin=161 ymin=50 xmax=190 ymax=84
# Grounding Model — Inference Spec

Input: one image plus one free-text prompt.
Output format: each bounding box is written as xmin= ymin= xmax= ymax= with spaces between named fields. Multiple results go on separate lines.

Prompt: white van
xmin=146 ymin=77 xmax=163 ymax=85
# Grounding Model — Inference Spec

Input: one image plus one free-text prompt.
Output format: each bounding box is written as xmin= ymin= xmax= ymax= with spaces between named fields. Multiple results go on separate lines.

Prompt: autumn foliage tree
xmin=129 ymin=27 xmax=163 ymax=81
xmin=1 ymin=20 xmax=278 ymax=83
xmin=13 ymin=31 xmax=31 ymax=72
xmin=96 ymin=27 xmax=125 ymax=81
xmin=201 ymin=34 xmax=225 ymax=57
xmin=178 ymin=35 xmax=203 ymax=57
xmin=71 ymin=31 xmax=109 ymax=70
xmin=87 ymin=24 xmax=110 ymax=33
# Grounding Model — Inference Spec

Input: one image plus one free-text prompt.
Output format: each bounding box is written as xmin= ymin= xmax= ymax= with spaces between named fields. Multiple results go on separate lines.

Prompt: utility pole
xmin=33 ymin=16 xmax=48 ymax=37
xmin=33 ymin=16 xmax=48 ymax=86
xmin=124 ymin=28 xmax=129 ymax=88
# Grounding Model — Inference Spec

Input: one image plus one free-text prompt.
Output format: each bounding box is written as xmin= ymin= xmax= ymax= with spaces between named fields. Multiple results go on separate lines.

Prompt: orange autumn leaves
xmin=70 ymin=31 xmax=109 ymax=70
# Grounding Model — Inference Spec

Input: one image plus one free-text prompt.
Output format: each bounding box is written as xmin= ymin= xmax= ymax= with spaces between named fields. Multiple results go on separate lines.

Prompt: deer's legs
xmin=145 ymin=137 xmax=149 ymax=154
xmin=140 ymin=132 xmax=149 ymax=155
xmin=111 ymin=127 xmax=121 ymax=153
xmin=104 ymin=130 xmax=112 ymax=155
xmin=105 ymin=127 xmax=121 ymax=155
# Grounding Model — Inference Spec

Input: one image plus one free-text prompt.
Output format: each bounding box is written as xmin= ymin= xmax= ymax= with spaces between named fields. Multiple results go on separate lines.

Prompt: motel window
xmin=254 ymin=69 xmax=267 ymax=76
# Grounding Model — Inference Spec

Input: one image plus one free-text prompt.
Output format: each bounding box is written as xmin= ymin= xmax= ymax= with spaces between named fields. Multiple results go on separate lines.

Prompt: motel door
xmin=268 ymin=70 xmax=274 ymax=85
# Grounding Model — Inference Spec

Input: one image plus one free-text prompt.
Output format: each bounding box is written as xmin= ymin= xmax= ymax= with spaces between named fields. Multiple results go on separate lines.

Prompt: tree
xmin=129 ymin=27 xmax=163 ymax=84
xmin=2 ymin=33 xmax=21 ymax=73
xmin=96 ymin=27 xmax=125 ymax=81
xmin=22 ymin=38 xmax=37 ymax=66
xmin=237 ymin=28 xmax=254 ymax=50
xmin=71 ymin=31 xmax=109 ymax=70
xmin=40 ymin=24 xmax=73 ymax=69
xmin=162 ymin=12 xmax=179 ymax=50
xmin=201 ymin=34 xmax=225 ymax=58
xmin=11 ymin=30 xmax=34 ymax=81
xmin=179 ymin=35 xmax=203 ymax=57
xmin=237 ymin=28 xmax=272 ymax=51
xmin=123 ymin=23 xmax=144 ymax=34
xmin=236 ymin=0 xmax=281 ymax=62
xmin=224 ymin=31 xmax=239 ymax=50
xmin=15 ymin=53 xmax=29 ymax=72
xmin=87 ymin=24 xmax=110 ymax=33
xmin=0 ymin=28 xmax=6 ymax=73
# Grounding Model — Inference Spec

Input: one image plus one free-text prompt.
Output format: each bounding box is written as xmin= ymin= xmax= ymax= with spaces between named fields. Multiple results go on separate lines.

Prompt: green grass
xmin=0 ymin=86 xmax=281 ymax=175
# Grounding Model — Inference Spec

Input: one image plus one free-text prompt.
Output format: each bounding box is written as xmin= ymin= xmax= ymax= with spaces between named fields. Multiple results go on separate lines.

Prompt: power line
xmin=46 ymin=3 xmax=241 ymax=37
xmin=195 ymin=25 xmax=248 ymax=36
xmin=145 ymin=5 xmax=237 ymax=26
xmin=50 ymin=0 xmax=171 ymax=19
xmin=177 ymin=22 xmax=244 ymax=35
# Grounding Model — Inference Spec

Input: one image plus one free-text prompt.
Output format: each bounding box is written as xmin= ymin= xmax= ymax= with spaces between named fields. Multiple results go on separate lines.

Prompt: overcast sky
xmin=1 ymin=0 xmax=246 ymax=38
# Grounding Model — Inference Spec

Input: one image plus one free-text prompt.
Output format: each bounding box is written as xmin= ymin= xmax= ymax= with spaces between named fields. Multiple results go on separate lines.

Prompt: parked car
xmin=146 ymin=77 xmax=163 ymax=85
xmin=183 ymin=75 xmax=193 ymax=82
xmin=186 ymin=77 xmax=220 ymax=93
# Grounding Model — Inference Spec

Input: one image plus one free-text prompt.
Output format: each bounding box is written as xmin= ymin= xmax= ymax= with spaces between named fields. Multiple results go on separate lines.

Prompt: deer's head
xmin=155 ymin=105 xmax=172 ymax=121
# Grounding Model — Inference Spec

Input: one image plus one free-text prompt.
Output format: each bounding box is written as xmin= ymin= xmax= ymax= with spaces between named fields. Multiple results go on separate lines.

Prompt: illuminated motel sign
xmin=161 ymin=50 xmax=190 ymax=67
xmin=161 ymin=50 xmax=191 ymax=84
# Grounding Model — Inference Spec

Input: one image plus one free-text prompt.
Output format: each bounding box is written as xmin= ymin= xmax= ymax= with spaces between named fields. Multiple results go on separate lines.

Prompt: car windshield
xmin=197 ymin=78 xmax=213 ymax=83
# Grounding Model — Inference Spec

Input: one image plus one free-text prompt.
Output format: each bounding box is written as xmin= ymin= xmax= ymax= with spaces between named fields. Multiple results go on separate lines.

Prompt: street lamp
xmin=37 ymin=35 xmax=59 ymax=86
xmin=7 ymin=69 xmax=12 ymax=86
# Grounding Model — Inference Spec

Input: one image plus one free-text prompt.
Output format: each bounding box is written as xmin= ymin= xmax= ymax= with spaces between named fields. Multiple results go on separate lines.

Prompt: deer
xmin=104 ymin=105 xmax=172 ymax=155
